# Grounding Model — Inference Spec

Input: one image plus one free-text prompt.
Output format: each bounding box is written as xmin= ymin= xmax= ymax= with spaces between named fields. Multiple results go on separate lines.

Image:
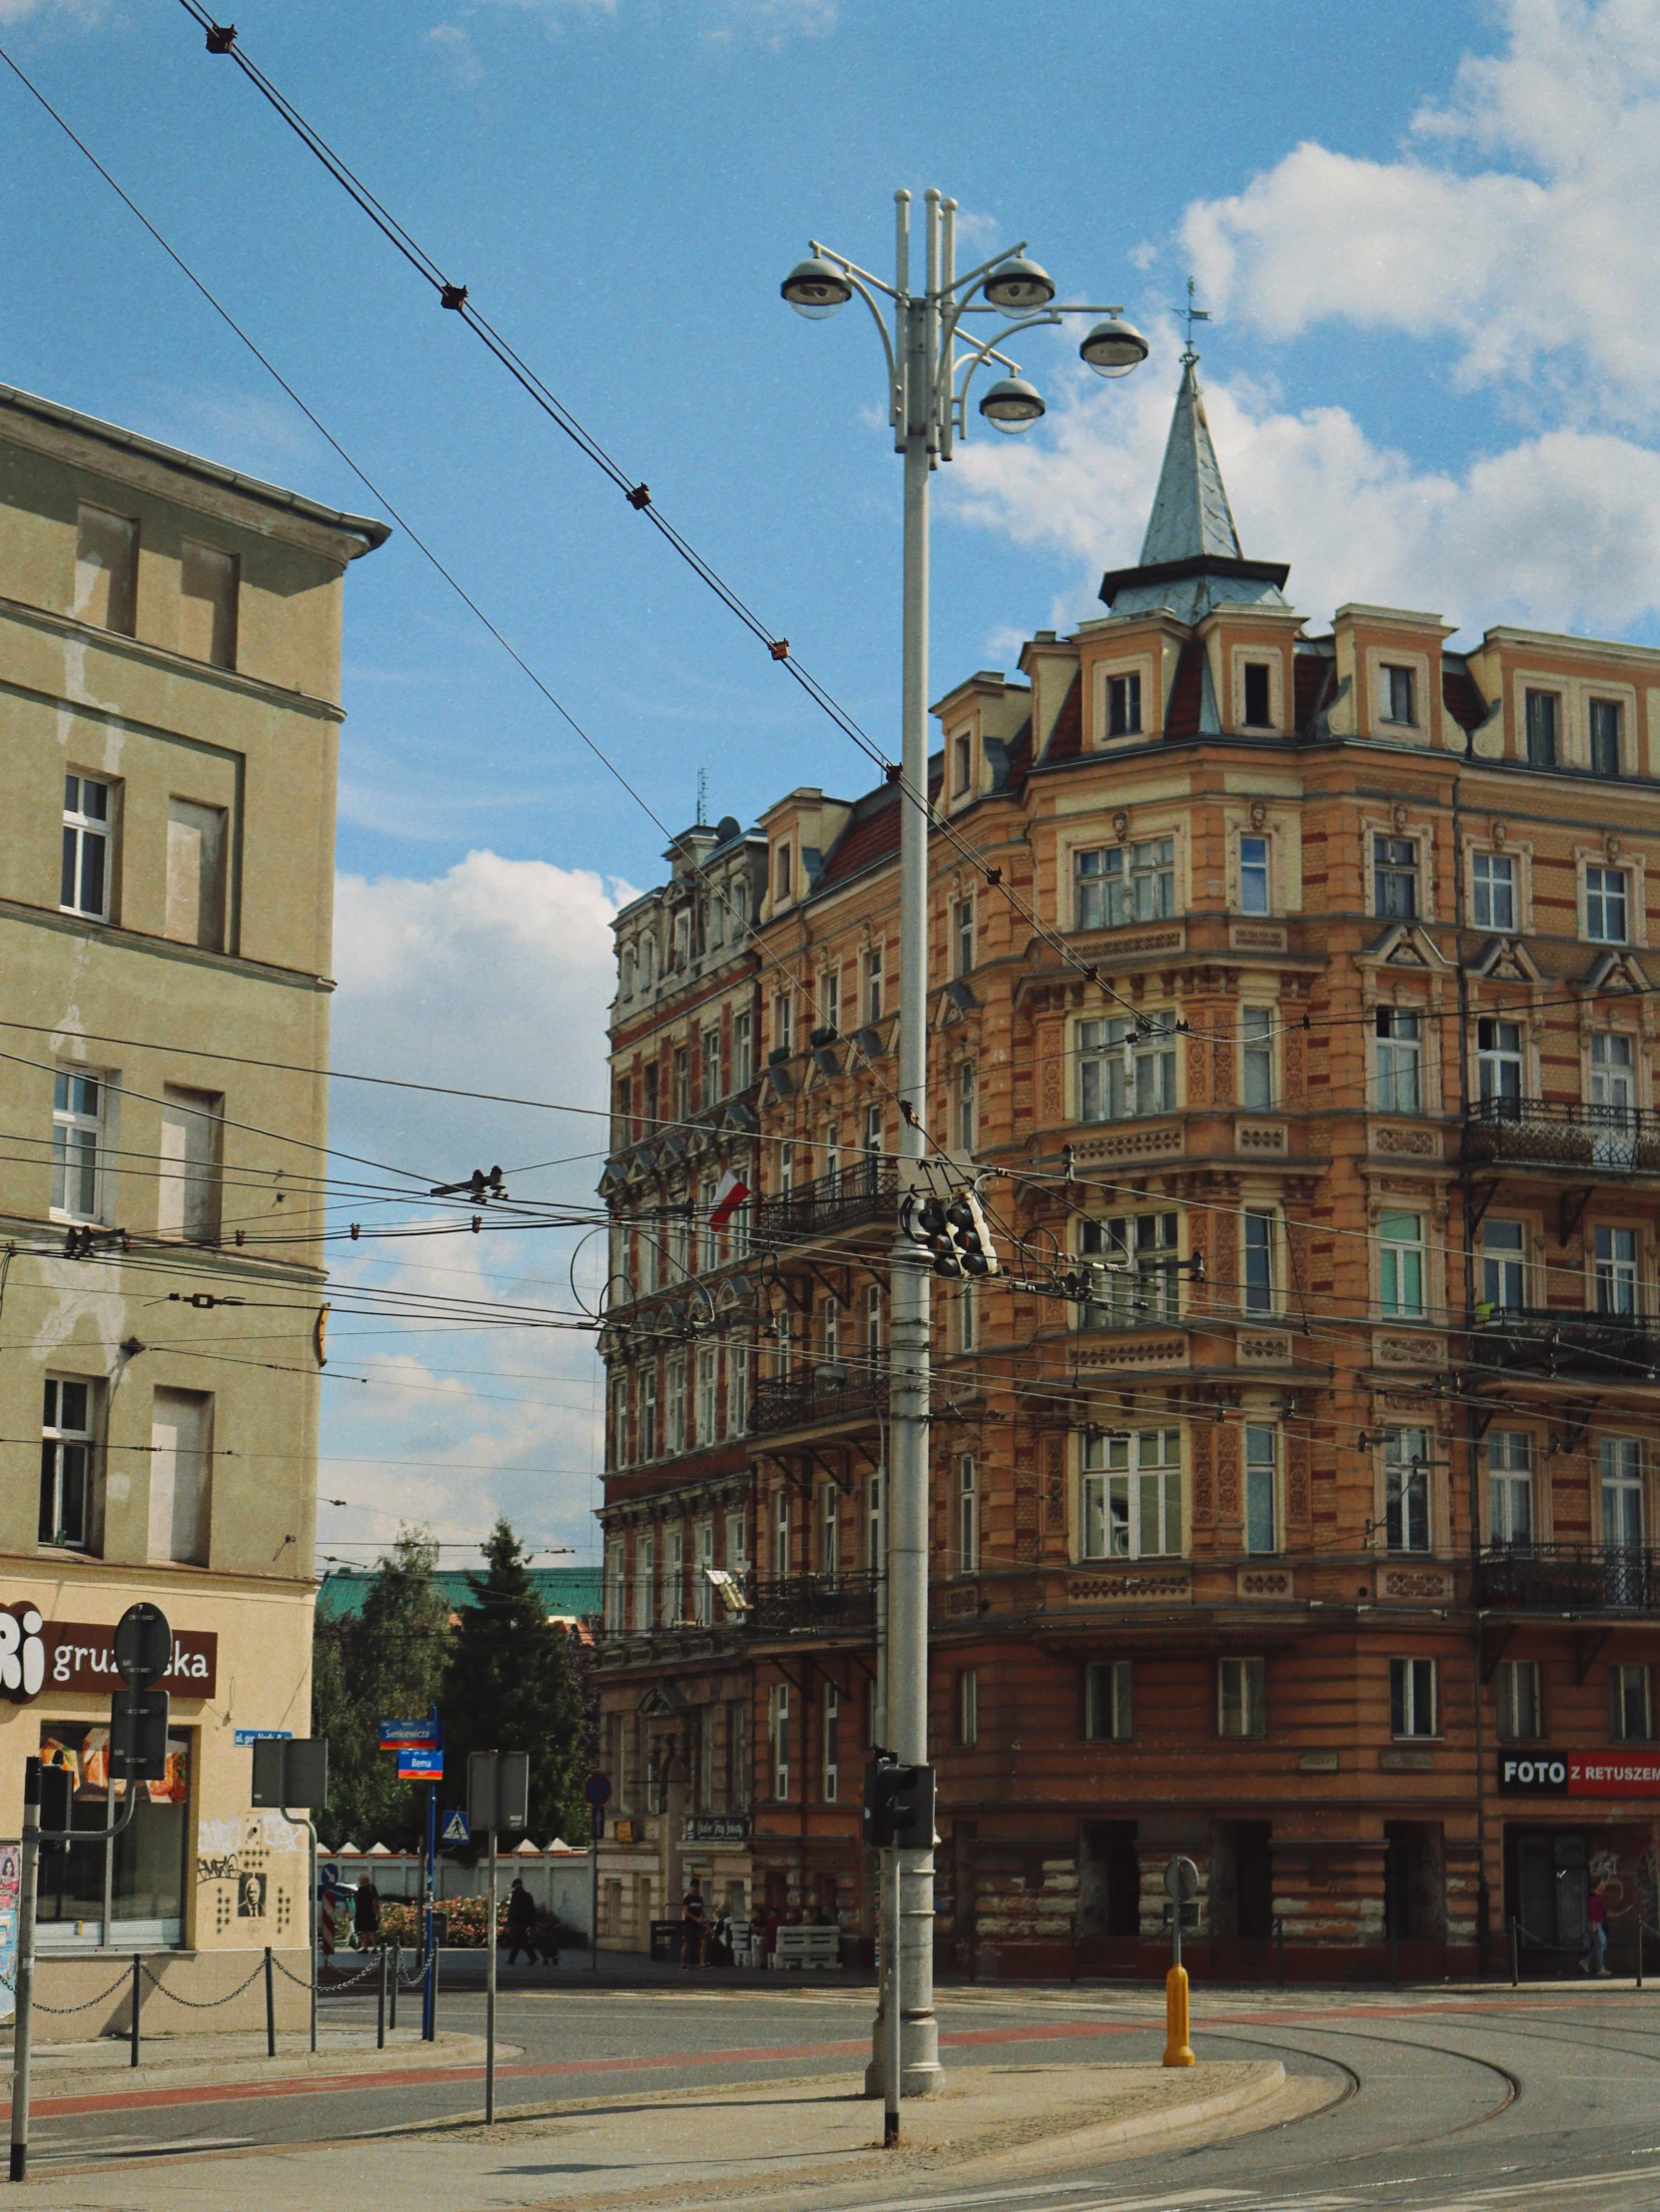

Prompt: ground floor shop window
xmin=37 ymin=1722 xmax=190 ymax=1948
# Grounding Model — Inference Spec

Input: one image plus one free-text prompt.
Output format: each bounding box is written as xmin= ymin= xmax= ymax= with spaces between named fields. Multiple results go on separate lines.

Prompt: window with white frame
xmin=1076 ymin=1212 xmax=1179 ymax=1328
xmin=697 ymin=1177 xmax=719 ymax=1273
xmin=694 ymin=1518 xmax=714 ymax=1625
xmin=661 ymin=1527 xmax=684 ymax=1626
xmin=1381 ymin=663 xmax=1416 ymax=726
xmin=1612 ymin=1663 xmax=1652 ymax=1741
xmin=771 ymin=1490 xmax=790 ymax=1580
xmin=1496 ymin=1659 xmax=1542 ymax=1741
xmin=954 ymin=1280 xmax=977 ymax=1354
xmin=1594 ymin=1225 xmax=1639 ymax=1316
xmin=957 ymin=1455 xmax=979 ymax=1575
xmin=1076 ymin=838 xmax=1175 ymax=930
xmin=1374 ymin=1009 xmax=1422 ymax=1114
xmin=1373 ymin=835 xmax=1419 ymax=920
xmin=725 ymin=1339 xmax=749 ymax=1437
xmin=957 ymin=1062 xmax=976 ymax=1152
xmin=637 ymin=1367 xmax=658 ymax=1461
xmin=1585 ymin=863 xmax=1629 ymax=945
xmin=1107 ymin=670 xmax=1143 ymax=738
xmin=1082 ymin=1428 xmax=1182 ymax=1559
xmin=1390 ymin=1657 xmax=1436 ymax=1738
xmin=1078 ymin=1013 xmax=1178 ymax=1122
xmin=51 ymin=1071 xmax=106 ymax=1222
xmin=1218 ymin=1657 xmax=1265 ymax=1740
xmin=1601 ymin=1436 xmax=1643 ymax=1547
xmin=819 ymin=966 xmax=840 ymax=1036
xmin=1085 ymin=1659 xmax=1132 ymax=1742
xmin=665 ymin=1357 xmax=686 ymax=1454
xmin=864 ymin=945 xmax=884 ymax=1023
xmin=1590 ymin=1032 xmax=1636 ymax=1125
xmin=633 ymin=1533 xmax=655 ymax=1632
xmin=39 ymin=1377 xmax=97 ymax=1552
xmin=61 ymin=775 xmax=112 ymax=920
xmin=820 ymin=1483 xmax=838 ymax=1577
xmin=603 ymin=1538 xmax=625 ymax=1633
xmin=769 ymin=1684 xmax=790 ymax=1798
xmin=701 ymin=1028 xmax=722 ymax=1106
xmin=1472 ymin=851 xmax=1516 ymax=933
xmin=733 ymin=1010 xmax=753 ymax=1090
xmin=1482 ymin=1219 xmax=1527 ymax=1311
xmin=726 ymin=1506 xmax=748 ymax=1579
xmin=1239 ymin=833 xmax=1270 ymax=915
xmin=1244 ymin=1423 xmax=1278 ymax=1554
xmin=1477 ymin=1018 xmax=1523 ymax=1109
xmin=1488 ymin=1431 xmax=1533 ymax=1547
xmin=772 ymin=991 xmax=794 ymax=1055
xmin=864 ymin=1282 xmax=882 ymax=1370
xmin=1243 ymin=1209 xmax=1276 ymax=1315
xmin=695 ymin=1346 xmax=717 ymax=1444
xmin=1378 ymin=1212 xmax=1425 ymax=1317
xmin=1242 ymin=1009 xmax=1274 ymax=1109
xmin=822 ymin=1683 xmax=840 ymax=1800
xmin=610 ymin=1374 xmax=629 ymax=1468
xmin=1384 ymin=1428 xmax=1431 ymax=1553
xmin=957 ymin=1669 xmax=979 ymax=1748
xmin=865 ymin=1470 xmax=884 ymax=1572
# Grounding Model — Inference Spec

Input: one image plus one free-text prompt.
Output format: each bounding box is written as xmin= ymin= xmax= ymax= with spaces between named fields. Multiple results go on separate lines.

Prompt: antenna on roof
xmin=1174 ymin=274 xmax=1211 ymax=367
xmin=696 ymin=767 xmax=708 ymax=826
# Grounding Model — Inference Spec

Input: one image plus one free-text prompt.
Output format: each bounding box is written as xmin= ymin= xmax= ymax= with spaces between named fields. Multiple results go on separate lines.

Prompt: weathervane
xmin=1175 ymin=275 xmax=1211 ymax=366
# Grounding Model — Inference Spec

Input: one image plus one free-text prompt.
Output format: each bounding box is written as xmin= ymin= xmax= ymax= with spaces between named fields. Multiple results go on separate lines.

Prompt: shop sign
xmin=1498 ymin=1751 xmax=1660 ymax=1797
xmin=0 ymin=1606 xmax=217 ymax=1702
xmin=683 ymin=1814 xmax=749 ymax=1843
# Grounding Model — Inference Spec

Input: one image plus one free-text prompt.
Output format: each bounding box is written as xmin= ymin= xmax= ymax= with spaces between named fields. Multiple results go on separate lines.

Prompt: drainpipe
xmin=1452 ymin=773 xmax=1491 ymax=1973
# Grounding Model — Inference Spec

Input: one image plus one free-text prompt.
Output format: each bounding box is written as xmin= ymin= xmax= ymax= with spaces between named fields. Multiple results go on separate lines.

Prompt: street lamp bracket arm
xmin=807 ymin=241 xmax=901 ymax=306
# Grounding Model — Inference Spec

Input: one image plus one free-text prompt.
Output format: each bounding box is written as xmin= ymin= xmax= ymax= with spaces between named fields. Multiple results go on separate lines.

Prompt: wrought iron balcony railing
xmin=1464 ymin=1097 xmax=1660 ymax=1172
xmin=747 ymin=1568 xmax=880 ymax=1635
xmin=1475 ymin=1542 xmax=1660 ymax=1612
xmin=750 ymin=1366 xmax=886 ymax=1435
xmin=1469 ymin=1307 xmax=1660 ymax=1380
xmin=753 ymin=1157 xmax=898 ymax=1244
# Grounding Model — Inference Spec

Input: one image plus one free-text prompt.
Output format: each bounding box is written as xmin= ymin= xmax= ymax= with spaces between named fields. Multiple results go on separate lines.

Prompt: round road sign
xmin=113 ymin=1602 xmax=172 ymax=1688
xmin=584 ymin=1771 xmax=613 ymax=1807
xmin=1163 ymin=1853 xmax=1200 ymax=1903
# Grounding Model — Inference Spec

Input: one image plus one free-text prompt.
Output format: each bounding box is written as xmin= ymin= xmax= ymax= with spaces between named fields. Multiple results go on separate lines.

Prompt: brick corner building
xmin=593 ymin=354 xmax=1660 ymax=1980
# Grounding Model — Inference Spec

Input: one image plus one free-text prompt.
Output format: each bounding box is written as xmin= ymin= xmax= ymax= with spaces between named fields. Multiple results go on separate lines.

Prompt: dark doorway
xmin=1513 ymin=1831 xmax=1587 ymax=1951
xmin=1383 ymin=1822 xmax=1446 ymax=1941
xmin=764 ymin=1869 xmax=789 ymax=1912
xmin=1078 ymin=1821 xmax=1140 ymax=1937
xmin=1211 ymin=1820 xmax=1273 ymax=1938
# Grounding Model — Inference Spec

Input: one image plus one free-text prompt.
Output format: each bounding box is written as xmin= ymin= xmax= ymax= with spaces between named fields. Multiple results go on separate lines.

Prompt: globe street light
xmin=780 ymin=188 xmax=1144 ymax=2109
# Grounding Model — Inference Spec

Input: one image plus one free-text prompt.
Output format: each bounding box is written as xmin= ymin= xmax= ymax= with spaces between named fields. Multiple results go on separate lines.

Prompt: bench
xmin=771 ymin=1924 xmax=843 ymax=1971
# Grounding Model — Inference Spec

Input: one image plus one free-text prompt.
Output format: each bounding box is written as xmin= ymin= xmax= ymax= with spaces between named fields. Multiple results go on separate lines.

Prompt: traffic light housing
xmin=863 ymin=1756 xmax=935 ymax=1849
xmin=903 ymin=1186 xmax=999 ymax=1280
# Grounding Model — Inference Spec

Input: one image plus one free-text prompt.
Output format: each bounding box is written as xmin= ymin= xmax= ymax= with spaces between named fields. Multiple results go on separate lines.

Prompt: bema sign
xmin=0 ymin=1605 xmax=217 ymax=1701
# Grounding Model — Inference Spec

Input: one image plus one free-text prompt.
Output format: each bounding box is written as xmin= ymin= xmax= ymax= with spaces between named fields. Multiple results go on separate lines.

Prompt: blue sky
xmin=5 ymin=0 xmax=1658 ymax=1567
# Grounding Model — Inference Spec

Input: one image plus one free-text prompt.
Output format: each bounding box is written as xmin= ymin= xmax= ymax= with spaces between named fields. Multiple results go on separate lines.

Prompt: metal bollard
xmin=1274 ymin=1914 xmax=1284 ymax=1987
xmin=1510 ymin=1917 xmax=1520 ymax=1988
xmin=377 ymin=1945 xmax=387 ymax=2050
xmin=130 ymin=1953 xmax=142 ymax=2068
xmin=1639 ymin=1921 xmax=1645 ymax=1992
xmin=390 ymin=1941 xmax=399 ymax=2032
xmin=428 ymin=1943 xmax=439 ymax=2040
xmin=265 ymin=1945 xmax=276 ymax=2058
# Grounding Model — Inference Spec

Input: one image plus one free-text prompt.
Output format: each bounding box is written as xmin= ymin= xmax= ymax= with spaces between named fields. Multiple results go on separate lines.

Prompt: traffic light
xmin=903 ymin=1186 xmax=999 ymax=1280
xmin=863 ymin=1755 xmax=936 ymax=1848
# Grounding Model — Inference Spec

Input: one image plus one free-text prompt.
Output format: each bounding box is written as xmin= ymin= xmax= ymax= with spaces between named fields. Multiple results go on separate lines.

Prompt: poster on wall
xmin=0 ymin=1841 xmax=20 ymax=2024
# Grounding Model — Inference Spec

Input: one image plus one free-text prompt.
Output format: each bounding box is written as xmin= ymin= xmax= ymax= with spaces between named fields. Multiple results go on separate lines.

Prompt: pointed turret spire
xmin=1138 ymin=357 xmax=1242 ymax=567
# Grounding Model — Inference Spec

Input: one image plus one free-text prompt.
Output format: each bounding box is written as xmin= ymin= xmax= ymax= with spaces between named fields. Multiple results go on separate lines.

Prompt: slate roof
xmin=1141 ymin=358 xmax=1243 ymax=566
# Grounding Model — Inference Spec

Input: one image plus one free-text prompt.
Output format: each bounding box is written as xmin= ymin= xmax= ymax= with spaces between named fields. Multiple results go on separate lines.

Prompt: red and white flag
xmin=707 ymin=1166 xmax=751 ymax=1231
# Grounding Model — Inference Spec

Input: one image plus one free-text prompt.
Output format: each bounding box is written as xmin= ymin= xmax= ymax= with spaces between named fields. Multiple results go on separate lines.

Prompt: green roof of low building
xmin=316 ymin=1565 xmax=603 ymax=1622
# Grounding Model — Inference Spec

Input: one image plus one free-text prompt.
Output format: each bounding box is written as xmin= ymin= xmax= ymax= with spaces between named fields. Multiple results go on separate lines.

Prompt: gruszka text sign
xmin=34 ymin=1620 xmax=215 ymax=1699
xmin=1499 ymin=1751 xmax=1660 ymax=1796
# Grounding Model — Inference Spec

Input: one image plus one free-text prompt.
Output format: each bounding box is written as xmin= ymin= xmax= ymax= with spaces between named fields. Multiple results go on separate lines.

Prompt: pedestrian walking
xmin=504 ymin=1875 xmax=538 ymax=1966
xmin=1581 ymin=1878 xmax=1611 ymax=1976
xmin=354 ymin=1872 xmax=382 ymax=1947
xmin=680 ymin=1875 xmax=707 ymax=1967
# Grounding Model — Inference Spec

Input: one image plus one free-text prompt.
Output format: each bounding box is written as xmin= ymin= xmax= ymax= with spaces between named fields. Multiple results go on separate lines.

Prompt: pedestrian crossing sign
xmin=441 ymin=1809 xmax=470 ymax=1844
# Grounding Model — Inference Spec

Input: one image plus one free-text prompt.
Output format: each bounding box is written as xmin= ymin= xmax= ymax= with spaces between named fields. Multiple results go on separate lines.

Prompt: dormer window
xmin=1243 ymin=662 xmax=1271 ymax=729
xmin=1525 ymin=689 xmax=1558 ymax=769
xmin=952 ymin=731 xmax=973 ymax=797
xmin=774 ymin=844 xmax=793 ymax=902
xmin=1107 ymin=672 xmax=1142 ymax=738
xmin=1381 ymin=665 xmax=1416 ymax=726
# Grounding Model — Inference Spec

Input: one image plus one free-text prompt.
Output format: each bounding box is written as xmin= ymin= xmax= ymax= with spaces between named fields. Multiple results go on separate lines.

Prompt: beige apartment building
xmin=0 ymin=382 xmax=385 ymax=2012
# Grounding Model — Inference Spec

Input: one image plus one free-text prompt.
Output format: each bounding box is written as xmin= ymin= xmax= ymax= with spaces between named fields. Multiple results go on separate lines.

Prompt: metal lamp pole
xmin=782 ymin=193 xmax=1146 ymax=2096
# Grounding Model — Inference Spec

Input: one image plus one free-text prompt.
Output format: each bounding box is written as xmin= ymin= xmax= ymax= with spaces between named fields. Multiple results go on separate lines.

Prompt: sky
xmin=4 ymin=0 xmax=1660 ymax=1572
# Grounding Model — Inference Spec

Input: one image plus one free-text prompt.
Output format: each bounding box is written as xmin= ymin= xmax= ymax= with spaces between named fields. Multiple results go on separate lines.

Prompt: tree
xmin=311 ymin=1529 xmax=451 ymax=1851
xmin=441 ymin=1518 xmax=591 ymax=1846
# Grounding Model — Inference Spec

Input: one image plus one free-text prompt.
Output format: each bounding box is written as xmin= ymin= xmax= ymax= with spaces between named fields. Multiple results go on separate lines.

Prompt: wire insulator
xmin=439 ymin=283 xmax=467 ymax=311
xmin=626 ymin=483 xmax=652 ymax=509
xmin=768 ymin=639 xmax=790 ymax=661
xmin=205 ymin=21 xmax=236 ymax=52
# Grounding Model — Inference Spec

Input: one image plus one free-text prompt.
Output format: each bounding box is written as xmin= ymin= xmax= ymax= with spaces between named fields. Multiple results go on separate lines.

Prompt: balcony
xmin=750 ymin=1365 xmax=886 ymax=1436
xmin=753 ymin=1157 xmax=898 ymax=1244
xmin=1469 ymin=1308 xmax=1660 ymax=1381
xmin=747 ymin=1569 xmax=879 ymax=1636
xmin=1475 ymin=1543 xmax=1660 ymax=1612
xmin=1464 ymin=1098 xmax=1660 ymax=1173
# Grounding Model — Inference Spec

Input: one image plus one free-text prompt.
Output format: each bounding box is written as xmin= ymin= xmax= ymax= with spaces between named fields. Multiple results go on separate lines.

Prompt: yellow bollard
xmin=1163 ymin=1962 xmax=1196 ymax=2066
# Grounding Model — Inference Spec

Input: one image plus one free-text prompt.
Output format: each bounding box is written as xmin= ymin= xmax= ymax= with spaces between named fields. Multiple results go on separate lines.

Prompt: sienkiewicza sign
xmin=0 ymin=1604 xmax=217 ymax=1702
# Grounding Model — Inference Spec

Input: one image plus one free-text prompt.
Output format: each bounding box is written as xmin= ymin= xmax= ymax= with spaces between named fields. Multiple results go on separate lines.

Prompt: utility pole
xmin=782 ymin=190 xmax=1147 ymax=2097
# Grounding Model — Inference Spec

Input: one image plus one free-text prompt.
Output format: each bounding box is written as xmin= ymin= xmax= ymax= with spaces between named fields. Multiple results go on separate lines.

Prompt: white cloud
xmin=318 ymin=851 xmax=630 ymax=1566
xmin=949 ymin=341 xmax=1660 ymax=643
xmin=705 ymin=0 xmax=837 ymax=42
xmin=423 ymin=22 xmax=485 ymax=83
xmin=0 ymin=0 xmax=107 ymax=22
xmin=1181 ymin=0 xmax=1660 ymax=428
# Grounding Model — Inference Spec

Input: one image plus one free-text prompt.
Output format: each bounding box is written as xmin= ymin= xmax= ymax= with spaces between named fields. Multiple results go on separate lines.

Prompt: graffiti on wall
xmin=196 ymin=1813 xmax=304 ymax=1941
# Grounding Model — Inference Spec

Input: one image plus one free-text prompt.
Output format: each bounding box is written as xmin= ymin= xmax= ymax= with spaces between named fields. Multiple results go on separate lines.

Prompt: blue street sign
xmin=398 ymin=1748 xmax=443 ymax=1780
xmin=380 ymin=1717 xmax=442 ymax=1749
xmin=234 ymin=1729 xmax=293 ymax=1746
xmin=440 ymin=1809 xmax=470 ymax=1845
xmin=584 ymin=1771 xmax=612 ymax=1807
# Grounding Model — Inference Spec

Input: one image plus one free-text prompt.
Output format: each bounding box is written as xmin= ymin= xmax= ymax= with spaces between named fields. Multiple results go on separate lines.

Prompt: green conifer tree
xmin=312 ymin=1529 xmax=451 ymax=1850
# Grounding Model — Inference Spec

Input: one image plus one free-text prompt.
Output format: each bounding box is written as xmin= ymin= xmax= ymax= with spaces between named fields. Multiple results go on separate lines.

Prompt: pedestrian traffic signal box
xmin=863 ymin=1756 xmax=935 ymax=1848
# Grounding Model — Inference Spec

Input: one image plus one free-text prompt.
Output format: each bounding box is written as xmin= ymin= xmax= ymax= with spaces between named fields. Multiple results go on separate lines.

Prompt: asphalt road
xmin=17 ymin=1970 xmax=1660 ymax=2208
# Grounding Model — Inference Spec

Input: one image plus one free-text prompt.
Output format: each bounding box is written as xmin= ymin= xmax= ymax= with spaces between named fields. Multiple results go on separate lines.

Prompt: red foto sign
xmin=1570 ymin=1752 xmax=1660 ymax=1796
